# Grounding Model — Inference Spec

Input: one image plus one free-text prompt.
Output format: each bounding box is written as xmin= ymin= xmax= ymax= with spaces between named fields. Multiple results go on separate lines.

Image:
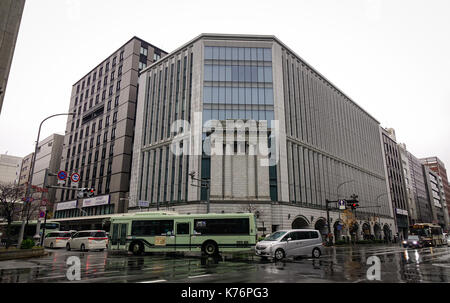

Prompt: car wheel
xmin=80 ymin=244 xmax=86 ymax=252
xmin=203 ymin=241 xmax=219 ymax=256
xmin=99 ymin=249 xmax=104 ymax=252
xmin=130 ymin=241 xmax=144 ymax=256
xmin=274 ymin=248 xmax=285 ymax=261
xmin=50 ymin=242 xmax=54 ymax=249
xmin=312 ymin=248 xmax=321 ymax=258
xmin=66 ymin=243 xmax=71 ymax=251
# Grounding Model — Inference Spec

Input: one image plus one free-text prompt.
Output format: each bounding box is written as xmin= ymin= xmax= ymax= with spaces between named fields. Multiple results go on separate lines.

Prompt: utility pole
xmin=189 ymin=171 xmax=210 ymax=214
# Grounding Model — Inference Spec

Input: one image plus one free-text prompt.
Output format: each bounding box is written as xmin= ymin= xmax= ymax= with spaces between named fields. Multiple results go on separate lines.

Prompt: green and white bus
xmin=108 ymin=212 xmax=257 ymax=256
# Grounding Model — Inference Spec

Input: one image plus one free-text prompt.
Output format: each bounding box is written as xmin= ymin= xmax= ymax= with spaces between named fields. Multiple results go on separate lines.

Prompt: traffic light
xmin=77 ymin=188 xmax=86 ymax=198
xmin=347 ymin=199 xmax=359 ymax=210
xmin=87 ymin=188 xmax=95 ymax=197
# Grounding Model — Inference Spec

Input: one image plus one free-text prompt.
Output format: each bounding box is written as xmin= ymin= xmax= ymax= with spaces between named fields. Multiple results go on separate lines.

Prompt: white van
xmin=255 ymin=229 xmax=323 ymax=261
xmin=66 ymin=230 xmax=108 ymax=252
xmin=43 ymin=231 xmax=73 ymax=249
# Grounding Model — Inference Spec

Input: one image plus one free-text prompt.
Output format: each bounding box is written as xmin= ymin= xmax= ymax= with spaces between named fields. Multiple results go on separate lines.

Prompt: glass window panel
xmin=225 ymin=87 xmax=232 ymax=103
xmin=212 ymin=86 xmax=219 ymax=103
xmin=258 ymin=66 xmax=265 ymax=82
xmin=239 ymin=87 xmax=245 ymax=104
xmin=212 ymin=47 xmax=219 ymax=60
xmin=266 ymin=110 xmax=274 ymax=122
xmin=212 ymin=65 xmax=219 ymax=81
xmin=244 ymin=48 xmax=251 ymax=60
xmin=225 ymin=47 xmax=232 ymax=60
xmin=232 ymin=109 xmax=239 ymax=117
xmin=265 ymin=88 xmax=274 ymax=104
xmin=245 ymin=87 xmax=252 ymax=105
xmin=211 ymin=109 xmax=219 ymax=120
xmin=251 ymin=48 xmax=257 ymax=61
xmin=252 ymin=87 xmax=258 ymax=104
xmin=204 ymin=65 xmax=212 ymax=81
xmin=252 ymin=110 xmax=259 ymax=120
xmin=231 ymin=66 xmax=239 ymax=82
xmin=218 ymin=109 xmax=225 ymax=120
xmin=219 ymin=47 xmax=226 ymax=60
xmin=257 ymin=48 xmax=264 ymax=61
xmin=251 ymin=66 xmax=258 ymax=82
xmin=246 ymin=109 xmax=252 ymax=118
xmin=238 ymin=65 xmax=245 ymax=82
xmin=238 ymin=48 xmax=245 ymax=60
xmin=264 ymin=67 xmax=273 ymax=82
xmin=205 ymin=47 xmax=213 ymax=60
xmin=232 ymin=87 xmax=239 ymax=104
xmin=245 ymin=66 xmax=251 ymax=82
xmin=258 ymin=88 xmax=265 ymax=104
xmin=226 ymin=109 xmax=232 ymax=119
xmin=225 ymin=66 xmax=232 ymax=81
xmin=203 ymin=86 xmax=212 ymax=102
xmin=219 ymin=87 xmax=226 ymax=103
xmin=232 ymin=47 xmax=238 ymax=60
xmin=258 ymin=109 xmax=266 ymax=120
xmin=239 ymin=109 xmax=246 ymax=119
xmin=263 ymin=48 xmax=272 ymax=61
xmin=219 ymin=65 xmax=226 ymax=81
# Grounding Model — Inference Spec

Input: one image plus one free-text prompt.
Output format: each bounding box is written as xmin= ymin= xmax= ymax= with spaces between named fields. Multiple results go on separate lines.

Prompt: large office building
xmin=423 ymin=166 xmax=449 ymax=229
xmin=18 ymin=152 xmax=33 ymax=187
xmin=129 ymin=34 xmax=396 ymax=241
xmin=53 ymin=37 xmax=167 ymax=226
xmin=0 ymin=0 xmax=26 ymax=114
xmin=380 ymin=128 xmax=409 ymax=238
xmin=421 ymin=156 xmax=450 ymax=221
xmin=0 ymin=153 xmax=22 ymax=185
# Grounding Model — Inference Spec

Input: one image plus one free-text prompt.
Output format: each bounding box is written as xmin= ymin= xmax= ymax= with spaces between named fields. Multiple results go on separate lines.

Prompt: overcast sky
xmin=0 ymin=0 xmax=449 ymax=170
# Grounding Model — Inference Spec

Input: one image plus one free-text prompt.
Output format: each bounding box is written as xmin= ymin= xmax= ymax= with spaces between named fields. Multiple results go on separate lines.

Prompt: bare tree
xmin=0 ymin=184 xmax=25 ymax=248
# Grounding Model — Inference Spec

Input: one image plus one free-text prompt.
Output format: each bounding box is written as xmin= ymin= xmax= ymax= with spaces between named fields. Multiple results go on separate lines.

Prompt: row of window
xmin=204 ymin=65 xmax=273 ymax=83
xmin=203 ymin=86 xmax=273 ymax=105
xmin=54 ymin=204 xmax=114 ymax=219
xmin=74 ymin=79 xmax=122 ymax=115
xmin=205 ymin=46 xmax=272 ymax=62
xmin=69 ymin=111 xmax=118 ymax=145
xmin=202 ymin=109 xmax=274 ymax=124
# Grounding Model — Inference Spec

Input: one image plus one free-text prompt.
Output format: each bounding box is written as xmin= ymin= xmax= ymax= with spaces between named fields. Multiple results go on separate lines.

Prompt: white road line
xmin=139 ymin=279 xmax=167 ymax=283
xmin=432 ymin=263 xmax=450 ymax=268
xmin=188 ymin=274 xmax=211 ymax=279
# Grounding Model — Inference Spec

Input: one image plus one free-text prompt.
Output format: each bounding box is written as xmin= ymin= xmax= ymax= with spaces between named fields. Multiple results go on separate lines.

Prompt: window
xmin=119 ymin=50 xmax=124 ymax=61
xmin=105 ymin=115 xmax=110 ymax=126
xmin=114 ymin=96 xmax=119 ymax=107
xmin=98 ymin=119 xmax=102 ymax=130
xmin=153 ymin=53 xmax=160 ymax=61
xmin=112 ymin=56 xmax=116 ymax=66
xmin=140 ymin=46 xmax=148 ymax=56
xmin=139 ymin=62 xmax=147 ymax=70
xmin=111 ymin=127 xmax=116 ymax=140
xmin=113 ymin=112 xmax=117 ymax=123
xmin=177 ymin=223 xmax=190 ymax=235
xmin=131 ymin=220 xmax=174 ymax=236
xmin=103 ymin=131 xmax=108 ymax=143
xmin=96 ymin=135 xmax=101 ymax=145
xmin=118 ymin=66 xmax=122 ymax=76
xmin=193 ymin=218 xmax=249 ymax=234
xmin=116 ymin=80 xmax=121 ymax=91
xmin=105 ymin=62 xmax=110 ymax=72
xmin=104 ymin=76 xmax=108 ymax=86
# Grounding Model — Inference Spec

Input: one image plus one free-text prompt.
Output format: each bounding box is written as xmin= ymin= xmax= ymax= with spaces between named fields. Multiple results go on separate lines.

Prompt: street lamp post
xmin=17 ymin=112 xmax=75 ymax=248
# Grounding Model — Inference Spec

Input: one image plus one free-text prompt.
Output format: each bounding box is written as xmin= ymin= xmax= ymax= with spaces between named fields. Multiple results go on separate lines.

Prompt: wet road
xmin=0 ymin=244 xmax=449 ymax=283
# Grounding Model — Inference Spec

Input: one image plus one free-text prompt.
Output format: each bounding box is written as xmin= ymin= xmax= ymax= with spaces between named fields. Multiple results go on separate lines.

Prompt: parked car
xmin=43 ymin=231 xmax=73 ymax=249
xmin=66 ymin=230 xmax=108 ymax=252
xmin=402 ymin=235 xmax=424 ymax=249
xmin=255 ymin=229 xmax=323 ymax=261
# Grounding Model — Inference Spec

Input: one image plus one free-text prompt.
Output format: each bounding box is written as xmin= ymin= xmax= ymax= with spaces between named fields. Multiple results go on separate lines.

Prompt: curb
xmin=0 ymin=248 xmax=48 ymax=261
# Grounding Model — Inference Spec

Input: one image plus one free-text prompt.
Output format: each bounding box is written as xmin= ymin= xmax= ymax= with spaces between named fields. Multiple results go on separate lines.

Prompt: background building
xmin=0 ymin=153 xmax=22 ymax=185
xmin=130 ymin=34 xmax=396 ymax=241
xmin=0 ymin=0 xmax=26 ymax=114
xmin=18 ymin=152 xmax=33 ymax=187
xmin=53 ymin=37 xmax=167 ymax=227
xmin=421 ymin=156 xmax=450 ymax=221
xmin=423 ymin=166 xmax=449 ymax=230
xmin=380 ymin=128 xmax=409 ymax=238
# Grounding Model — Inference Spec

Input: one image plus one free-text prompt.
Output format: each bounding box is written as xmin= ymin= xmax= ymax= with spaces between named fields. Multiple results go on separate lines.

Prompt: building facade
xmin=53 ymin=37 xmax=167 ymax=222
xmin=0 ymin=0 xmax=25 ymax=114
xmin=18 ymin=152 xmax=33 ymax=187
xmin=0 ymin=154 xmax=22 ymax=185
xmin=421 ymin=156 xmax=450 ymax=222
xmin=423 ymin=166 xmax=449 ymax=230
xmin=380 ymin=128 xmax=409 ymax=238
xmin=130 ymin=34 xmax=396 ymax=241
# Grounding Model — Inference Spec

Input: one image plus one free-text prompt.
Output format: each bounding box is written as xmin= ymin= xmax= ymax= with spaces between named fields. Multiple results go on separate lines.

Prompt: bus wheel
xmin=130 ymin=241 xmax=144 ymax=256
xmin=203 ymin=241 xmax=218 ymax=256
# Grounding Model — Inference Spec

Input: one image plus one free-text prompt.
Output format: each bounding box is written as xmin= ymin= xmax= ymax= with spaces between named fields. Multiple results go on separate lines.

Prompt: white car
xmin=255 ymin=229 xmax=323 ymax=261
xmin=66 ymin=230 xmax=108 ymax=252
xmin=43 ymin=231 xmax=73 ymax=249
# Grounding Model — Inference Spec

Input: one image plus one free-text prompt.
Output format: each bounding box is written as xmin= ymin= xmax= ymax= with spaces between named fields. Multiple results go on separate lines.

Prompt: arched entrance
xmin=350 ymin=222 xmax=359 ymax=241
xmin=362 ymin=223 xmax=371 ymax=240
xmin=333 ymin=220 xmax=343 ymax=241
xmin=383 ymin=224 xmax=391 ymax=242
xmin=291 ymin=216 xmax=310 ymax=229
xmin=314 ymin=218 xmax=328 ymax=238
xmin=373 ymin=223 xmax=381 ymax=240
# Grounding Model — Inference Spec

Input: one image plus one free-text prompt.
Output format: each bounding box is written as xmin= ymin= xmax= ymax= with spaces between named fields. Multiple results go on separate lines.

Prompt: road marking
xmin=432 ymin=263 xmax=450 ymax=268
xmin=35 ymin=275 xmax=67 ymax=280
xmin=188 ymin=274 xmax=211 ymax=279
xmin=139 ymin=279 xmax=167 ymax=283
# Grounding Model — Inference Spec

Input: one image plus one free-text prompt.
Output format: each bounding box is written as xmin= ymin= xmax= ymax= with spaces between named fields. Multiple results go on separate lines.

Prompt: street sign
xmin=57 ymin=179 xmax=66 ymax=185
xmin=39 ymin=211 xmax=45 ymax=218
xmin=138 ymin=200 xmax=150 ymax=207
xmin=23 ymin=197 xmax=34 ymax=203
xmin=338 ymin=199 xmax=346 ymax=210
xmin=57 ymin=170 xmax=68 ymax=180
xmin=71 ymin=173 xmax=80 ymax=182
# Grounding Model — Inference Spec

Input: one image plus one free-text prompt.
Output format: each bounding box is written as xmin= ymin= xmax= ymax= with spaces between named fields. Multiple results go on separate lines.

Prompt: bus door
xmin=111 ymin=222 xmax=128 ymax=251
xmin=175 ymin=221 xmax=191 ymax=251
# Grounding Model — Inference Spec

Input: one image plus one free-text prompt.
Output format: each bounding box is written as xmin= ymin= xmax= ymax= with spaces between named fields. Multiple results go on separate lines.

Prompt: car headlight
xmin=413 ymin=241 xmax=418 ymax=245
xmin=402 ymin=241 xmax=407 ymax=244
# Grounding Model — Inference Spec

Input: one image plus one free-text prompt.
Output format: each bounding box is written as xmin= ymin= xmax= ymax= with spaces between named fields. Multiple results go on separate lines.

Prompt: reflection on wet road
xmin=0 ymin=245 xmax=449 ymax=283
